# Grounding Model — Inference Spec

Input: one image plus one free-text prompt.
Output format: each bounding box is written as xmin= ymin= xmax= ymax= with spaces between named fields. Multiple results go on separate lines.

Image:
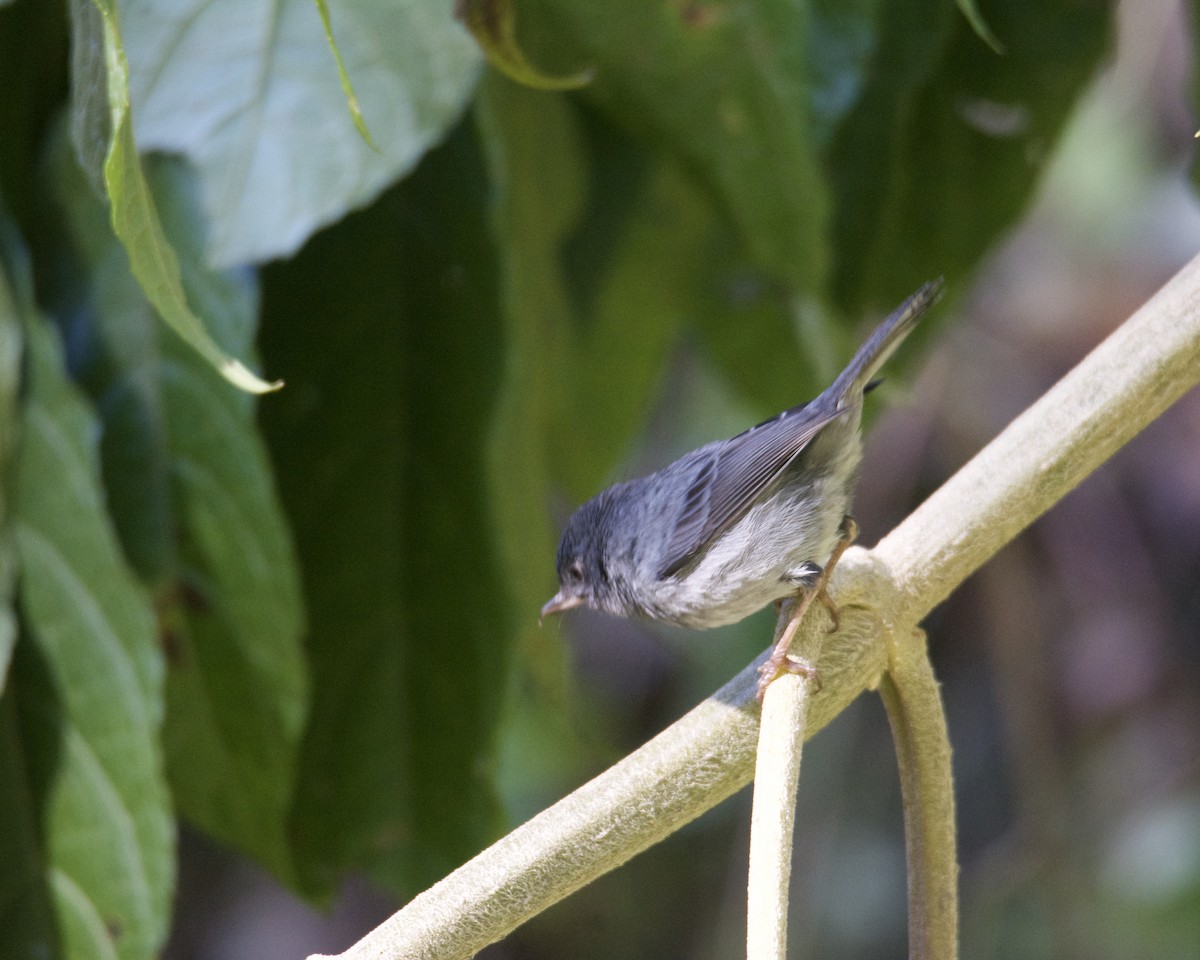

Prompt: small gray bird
xmin=542 ymin=280 xmax=942 ymax=691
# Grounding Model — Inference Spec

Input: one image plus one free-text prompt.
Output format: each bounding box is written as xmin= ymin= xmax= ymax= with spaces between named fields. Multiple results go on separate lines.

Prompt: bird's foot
xmin=756 ymin=515 xmax=859 ymax=701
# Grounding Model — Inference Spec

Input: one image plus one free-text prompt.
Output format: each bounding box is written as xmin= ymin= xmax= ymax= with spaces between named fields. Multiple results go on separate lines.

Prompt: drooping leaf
xmin=10 ymin=288 xmax=173 ymax=960
xmin=48 ymin=141 xmax=307 ymax=884
xmin=122 ymin=0 xmax=482 ymax=267
xmin=260 ymin=118 xmax=508 ymax=896
xmin=457 ymin=0 xmax=592 ymax=91
xmin=69 ymin=0 xmax=279 ymax=394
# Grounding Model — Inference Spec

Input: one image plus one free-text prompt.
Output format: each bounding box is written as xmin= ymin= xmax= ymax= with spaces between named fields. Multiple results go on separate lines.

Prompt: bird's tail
xmin=824 ymin=279 xmax=944 ymax=409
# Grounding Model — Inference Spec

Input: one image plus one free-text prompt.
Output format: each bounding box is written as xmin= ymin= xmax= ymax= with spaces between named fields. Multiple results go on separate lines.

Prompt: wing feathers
xmin=655 ymin=406 xmax=840 ymax=578
xmin=653 ymin=281 xmax=939 ymax=580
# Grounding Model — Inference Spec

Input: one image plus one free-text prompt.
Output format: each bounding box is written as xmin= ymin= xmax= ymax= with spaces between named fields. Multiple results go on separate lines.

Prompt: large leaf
xmin=9 ymin=287 xmax=173 ymax=960
xmin=68 ymin=0 xmax=279 ymax=394
xmin=822 ymin=0 xmax=1115 ymax=312
xmin=122 ymin=0 xmax=481 ymax=266
xmin=512 ymin=0 xmax=1112 ymax=359
xmin=48 ymin=142 xmax=307 ymax=884
xmin=260 ymin=118 xmax=508 ymax=896
xmin=520 ymin=0 xmax=829 ymax=293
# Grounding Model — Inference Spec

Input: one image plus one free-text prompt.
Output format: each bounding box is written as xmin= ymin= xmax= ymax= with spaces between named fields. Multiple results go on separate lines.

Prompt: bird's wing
xmin=655 ymin=403 xmax=843 ymax=579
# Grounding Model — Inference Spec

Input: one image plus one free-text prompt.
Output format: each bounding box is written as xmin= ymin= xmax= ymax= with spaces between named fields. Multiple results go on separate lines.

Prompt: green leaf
xmin=457 ymin=0 xmax=593 ymax=91
xmin=48 ymin=140 xmax=308 ymax=884
xmin=68 ymin=0 xmax=109 ymax=199
xmin=0 ymin=222 xmax=59 ymax=960
xmin=520 ymin=0 xmax=830 ymax=292
xmin=552 ymin=113 xmax=704 ymax=498
xmin=260 ymin=118 xmax=508 ymax=895
xmin=476 ymin=79 xmax=583 ymax=678
xmin=122 ymin=0 xmax=482 ymax=266
xmin=823 ymin=0 xmax=1114 ymax=312
xmin=70 ymin=0 xmax=279 ymax=394
xmin=11 ymin=296 xmax=173 ymax=960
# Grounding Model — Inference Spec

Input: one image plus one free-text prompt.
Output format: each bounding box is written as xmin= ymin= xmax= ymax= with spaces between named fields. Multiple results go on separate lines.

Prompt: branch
xmin=312 ymin=254 xmax=1200 ymax=960
xmin=880 ymin=634 xmax=958 ymax=960
xmin=746 ymin=602 xmax=823 ymax=960
xmin=872 ymin=255 xmax=1200 ymax=621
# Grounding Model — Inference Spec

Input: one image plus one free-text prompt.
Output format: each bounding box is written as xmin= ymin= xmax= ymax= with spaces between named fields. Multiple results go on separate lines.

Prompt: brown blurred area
xmin=166 ymin=2 xmax=1200 ymax=958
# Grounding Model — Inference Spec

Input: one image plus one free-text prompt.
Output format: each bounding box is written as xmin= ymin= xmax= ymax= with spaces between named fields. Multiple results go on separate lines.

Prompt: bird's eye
xmin=567 ymin=560 xmax=585 ymax=583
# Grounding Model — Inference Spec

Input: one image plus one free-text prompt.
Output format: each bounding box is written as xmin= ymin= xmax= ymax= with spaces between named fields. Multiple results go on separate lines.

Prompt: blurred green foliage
xmin=7 ymin=0 xmax=1192 ymax=958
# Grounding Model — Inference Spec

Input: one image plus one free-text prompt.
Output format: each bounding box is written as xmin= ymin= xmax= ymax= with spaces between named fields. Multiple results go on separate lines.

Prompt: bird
xmin=541 ymin=280 xmax=942 ymax=697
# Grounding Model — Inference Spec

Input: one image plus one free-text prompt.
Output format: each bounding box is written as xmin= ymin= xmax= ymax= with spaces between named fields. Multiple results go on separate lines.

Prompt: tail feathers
xmin=825 ymin=279 xmax=944 ymax=408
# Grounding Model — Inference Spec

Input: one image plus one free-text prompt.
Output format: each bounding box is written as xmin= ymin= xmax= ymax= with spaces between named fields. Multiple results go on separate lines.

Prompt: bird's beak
xmin=540 ymin=590 xmax=586 ymax=624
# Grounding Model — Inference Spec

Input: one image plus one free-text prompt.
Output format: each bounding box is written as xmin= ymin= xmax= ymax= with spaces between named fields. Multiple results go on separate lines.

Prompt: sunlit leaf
xmin=71 ymin=0 xmax=279 ymax=394
xmin=122 ymin=0 xmax=481 ymax=266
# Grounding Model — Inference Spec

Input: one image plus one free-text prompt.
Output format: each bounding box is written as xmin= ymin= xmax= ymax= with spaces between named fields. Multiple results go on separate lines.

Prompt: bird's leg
xmin=756 ymin=591 xmax=821 ymax=702
xmin=756 ymin=516 xmax=858 ymax=702
xmin=814 ymin=515 xmax=858 ymax=633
